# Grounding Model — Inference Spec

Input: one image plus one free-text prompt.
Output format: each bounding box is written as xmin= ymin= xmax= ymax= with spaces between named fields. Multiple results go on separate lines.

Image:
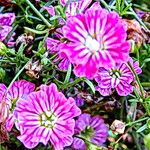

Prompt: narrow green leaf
xmin=84 ymin=79 xmax=95 ymax=94
xmin=136 ymin=124 xmax=147 ymax=133
xmin=64 ymin=64 xmax=72 ymax=83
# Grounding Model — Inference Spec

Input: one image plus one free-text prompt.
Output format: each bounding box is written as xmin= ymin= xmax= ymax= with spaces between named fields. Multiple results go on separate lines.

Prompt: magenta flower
xmin=46 ymin=36 xmax=71 ymax=71
xmin=95 ymin=59 xmax=142 ymax=96
xmin=74 ymin=95 xmax=84 ymax=107
xmin=72 ymin=113 xmax=108 ymax=149
xmin=0 ymin=13 xmax=15 ymax=46
xmin=0 ymin=80 xmax=35 ymax=131
xmin=14 ymin=83 xmax=81 ymax=149
xmin=61 ymin=8 xmax=130 ymax=79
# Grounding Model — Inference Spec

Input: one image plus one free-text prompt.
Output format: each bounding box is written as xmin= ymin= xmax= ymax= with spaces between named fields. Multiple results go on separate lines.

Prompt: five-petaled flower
xmin=14 ymin=83 xmax=81 ymax=149
xmin=95 ymin=58 xmax=142 ymax=96
xmin=61 ymin=8 xmax=130 ymax=79
xmin=72 ymin=113 xmax=108 ymax=149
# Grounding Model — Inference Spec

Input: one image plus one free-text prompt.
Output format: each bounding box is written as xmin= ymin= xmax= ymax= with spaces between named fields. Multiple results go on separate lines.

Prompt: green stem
xmin=126 ymin=116 xmax=149 ymax=126
xmin=132 ymin=131 xmax=142 ymax=150
xmin=120 ymin=97 xmax=126 ymax=120
xmin=127 ymin=61 xmax=145 ymax=99
xmin=25 ymin=0 xmax=51 ymax=28
xmin=6 ymin=61 xmax=29 ymax=93
xmin=24 ymin=27 xmax=48 ymax=34
xmin=61 ymin=77 xmax=84 ymax=90
xmin=141 ymin=82 xmax=150 ymax=87
xmin=100 ymin=0 xmax=111 ymax=11
xmin=125 ymin=0 xmax=149 ymax=31
xmin=133 ymin=4 xmax=150 ymax=12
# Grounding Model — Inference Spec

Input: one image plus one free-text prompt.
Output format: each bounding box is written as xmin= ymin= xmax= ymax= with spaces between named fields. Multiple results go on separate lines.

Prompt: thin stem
xmin=125 ymin=0 xmax=149 ymax=31
xmin=120 ymin=97 xmax=126 ymax=120
xmin=6 ymin=61 xmax=30 ymax=93
xmin=61 ymin=77 xmax=84 ymax=90
xmin=132 ymin=131 xmax=142 ymax=150
xmin=141 ymin=82 xmax=150 ymax=87
xmin=133 ymin=4 xmax=150 ymax=12
xmin=127 ymin=61 xmax=145 ymax=99
xmin=25 ymin=0 xmax=51 ymax=28
xmin=24 ymin=27 xmax=48 ymax=34
xmin=100 ymin=0 xmax=111 ymax=11
xmin=126 ymin=116 xmax=149 ymax=126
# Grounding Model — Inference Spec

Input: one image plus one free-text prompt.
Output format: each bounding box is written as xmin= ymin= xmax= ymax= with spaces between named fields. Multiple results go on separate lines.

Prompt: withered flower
xmin=124 ymin=19 xmax=148 ymax=47
xmin=16 ymin=33 xmax=34 ymax=55
xmin=25 ymin=59 xmax=43 ymax=79
xmin=110 ymin=120 xmax=125 ymax=134
xmin=16 ymin=33 xmax=34 ymax=46
xmin=0 ymin=98 xmax=9 ymax=143
xmin=0 ymin=0 xmax=13 ymax=6
xmin=0 ymin=98 xmax=9 ymax=124
xmin=0 ymin=122 xmax=9 ymax=144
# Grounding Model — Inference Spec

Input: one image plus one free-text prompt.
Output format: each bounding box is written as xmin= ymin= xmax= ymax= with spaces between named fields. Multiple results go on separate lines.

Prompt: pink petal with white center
xmin=14 ymin=83 xmax=81 ymax=149
xmin=61 ymin=8 xmax=130 ymax=78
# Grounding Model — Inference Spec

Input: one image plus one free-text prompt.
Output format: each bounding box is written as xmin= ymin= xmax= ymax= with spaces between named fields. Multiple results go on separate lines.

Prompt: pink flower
xmin=0 ymin=80 xmax=35 ymax=131
xmin=61 ymin=8 xmax=130 ymax=79
xmin=60 ymin=0 xmax=92 ymax=17
xmin=72 ymin=113 xmax=108 ymax=149
xmin=95 ymin=59 xmax=142 ymax=96
xmin=46 ymin=36 xmax=71 ymax=71
xmin=0 ymin=13 xmax=15 ymax=46
xmin=14 ymin=83 xmax=81 ymax=149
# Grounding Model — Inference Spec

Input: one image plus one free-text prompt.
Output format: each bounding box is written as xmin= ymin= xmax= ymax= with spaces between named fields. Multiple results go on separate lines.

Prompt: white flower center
xmin=109 ymin=70 xmax=122 ymax=88
xmin=40 ymin=110 xmax=57 ymax=128
xmin=85 ymin=35 xmax=100 ymax=53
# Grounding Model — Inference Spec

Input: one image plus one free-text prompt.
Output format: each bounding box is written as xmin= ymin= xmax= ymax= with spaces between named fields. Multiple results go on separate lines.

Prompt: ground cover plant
xmin=0 ymin=0 xmax=150 ymax=149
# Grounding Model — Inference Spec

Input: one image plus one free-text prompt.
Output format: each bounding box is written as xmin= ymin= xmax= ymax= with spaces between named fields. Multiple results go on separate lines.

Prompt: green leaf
xmin=50 ymin=15 xmax=61 ymax=21
xmin=0 ymin=67 xmax=6 ymax=81
xmin=64 ymin=64 xmax=72 ymax=83
xmin=144 ymin=133 xmax=150 ymax=149
xmin=147 ymin=119 xmax=150 ymax=128
xmin=84 ymin=79 xmax=95 ymax=94
xmin=136 ymin=124 xmax=147 ymax=133
xmin=116 ymin=0 xmax=121 ymax=13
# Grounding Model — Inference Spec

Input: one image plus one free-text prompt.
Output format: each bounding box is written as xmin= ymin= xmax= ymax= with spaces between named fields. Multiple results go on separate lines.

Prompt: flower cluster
xmin=0 ymin=0 xmax=145 ymax=149
xmin=0 ymin=13 xmax=15 ymax=46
